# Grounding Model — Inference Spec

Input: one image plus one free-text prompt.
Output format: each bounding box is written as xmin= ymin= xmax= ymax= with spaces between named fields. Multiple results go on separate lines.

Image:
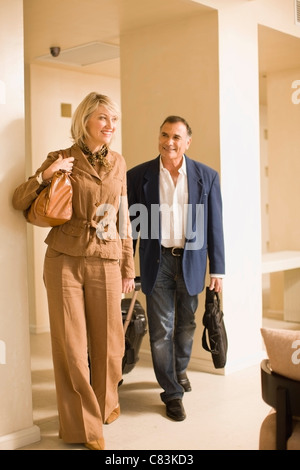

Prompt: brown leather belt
xmin=162 ymin=246 xmax=184 ymax=257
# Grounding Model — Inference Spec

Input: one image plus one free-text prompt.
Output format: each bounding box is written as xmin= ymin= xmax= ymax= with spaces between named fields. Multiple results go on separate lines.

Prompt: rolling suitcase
xmin=122 ymin=276 xmax=147 ymax=374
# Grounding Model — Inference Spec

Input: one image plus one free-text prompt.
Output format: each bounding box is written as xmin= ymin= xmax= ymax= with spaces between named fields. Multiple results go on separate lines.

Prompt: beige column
xmin=0 ymin=0 xmax=40 ymax=449
xmin=216 ymin=6 xmax=263 ymax=372
xmin=121 ymin=11 xmax=220 ymax=372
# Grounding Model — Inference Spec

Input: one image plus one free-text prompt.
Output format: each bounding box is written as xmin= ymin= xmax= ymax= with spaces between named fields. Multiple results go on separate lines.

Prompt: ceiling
xmin=24 ymin=0 xmax=300 ymax=99
xmin=24 ymin=0 xmax=212 ymax=77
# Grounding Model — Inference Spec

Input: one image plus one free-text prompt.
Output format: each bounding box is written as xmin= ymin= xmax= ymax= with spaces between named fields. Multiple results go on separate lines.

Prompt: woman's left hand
xmin=122 ymin=278 xmax=135 ymax=294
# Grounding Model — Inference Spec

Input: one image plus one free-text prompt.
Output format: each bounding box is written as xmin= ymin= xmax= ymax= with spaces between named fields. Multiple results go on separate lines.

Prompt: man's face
xmin=159 ymin=121 xmax=191 ymax=162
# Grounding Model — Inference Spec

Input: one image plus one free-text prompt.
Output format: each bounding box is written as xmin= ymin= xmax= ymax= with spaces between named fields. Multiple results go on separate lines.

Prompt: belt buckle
xmin=171 ymin=247 xmax=181 ymax=257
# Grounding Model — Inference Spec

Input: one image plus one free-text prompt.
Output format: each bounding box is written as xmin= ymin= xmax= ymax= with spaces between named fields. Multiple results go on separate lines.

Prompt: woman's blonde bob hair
xmin=71 ymin=92 xmax=121 ymax=148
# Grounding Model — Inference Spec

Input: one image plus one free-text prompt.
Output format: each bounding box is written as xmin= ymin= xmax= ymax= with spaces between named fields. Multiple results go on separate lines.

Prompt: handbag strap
xmin=202 ymin=328 xmax=212 ymax=353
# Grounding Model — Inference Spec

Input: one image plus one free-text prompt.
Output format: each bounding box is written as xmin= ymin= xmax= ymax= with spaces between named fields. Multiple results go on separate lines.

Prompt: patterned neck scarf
xmin=81 ymin=143 xmax=111 ymax=169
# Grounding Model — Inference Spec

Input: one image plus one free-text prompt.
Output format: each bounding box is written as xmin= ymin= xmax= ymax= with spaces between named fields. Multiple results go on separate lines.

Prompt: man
xmin=127 ymin=116 xmax=225 ymax=421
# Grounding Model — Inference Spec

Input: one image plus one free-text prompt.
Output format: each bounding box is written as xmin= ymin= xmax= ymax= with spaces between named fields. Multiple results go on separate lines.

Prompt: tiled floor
xmin=17 ymin=328 xmax=285 ymax=451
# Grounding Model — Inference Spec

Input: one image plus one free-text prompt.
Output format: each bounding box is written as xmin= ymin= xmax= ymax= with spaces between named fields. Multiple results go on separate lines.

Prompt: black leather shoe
xmin=177 ymin=373 xmax=192 ymax=392
xmin=166 ymin=399 xmax=186 ymax=421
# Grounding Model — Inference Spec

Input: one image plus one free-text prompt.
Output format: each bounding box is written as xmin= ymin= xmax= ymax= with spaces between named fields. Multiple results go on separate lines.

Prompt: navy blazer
xmin=127 ymin=155 xmax=225 ymax=296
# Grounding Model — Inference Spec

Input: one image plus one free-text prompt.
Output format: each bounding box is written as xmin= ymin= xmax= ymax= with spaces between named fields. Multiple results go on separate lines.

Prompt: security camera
xmin=50 ymin=47 xmax=61 ymax=57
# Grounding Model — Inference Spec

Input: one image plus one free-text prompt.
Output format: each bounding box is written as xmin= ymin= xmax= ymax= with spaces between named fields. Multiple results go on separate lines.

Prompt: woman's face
xmin=86 ymin=105 xmax=118 ymax=147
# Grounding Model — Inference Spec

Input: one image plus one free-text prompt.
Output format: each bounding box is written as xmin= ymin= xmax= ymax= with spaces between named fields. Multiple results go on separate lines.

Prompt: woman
xmin=12 ymin=92 xmax=135 ymax=450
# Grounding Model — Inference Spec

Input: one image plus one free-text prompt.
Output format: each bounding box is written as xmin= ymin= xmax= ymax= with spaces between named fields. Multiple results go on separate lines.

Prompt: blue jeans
xmin=146 ymin=249 xmax=198 ymax=403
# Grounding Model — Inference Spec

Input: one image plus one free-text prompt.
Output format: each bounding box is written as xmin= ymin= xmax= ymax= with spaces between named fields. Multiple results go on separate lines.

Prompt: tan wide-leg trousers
xmin=43 ymin=247 xmax=124 ymax=443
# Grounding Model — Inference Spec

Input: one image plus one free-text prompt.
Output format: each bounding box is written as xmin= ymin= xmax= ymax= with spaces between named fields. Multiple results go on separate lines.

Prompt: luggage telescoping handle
xmin=123 ymin=276 xmax=141 ymax=334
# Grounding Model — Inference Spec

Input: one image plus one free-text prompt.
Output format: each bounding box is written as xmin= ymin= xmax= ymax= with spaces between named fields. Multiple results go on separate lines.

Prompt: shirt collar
xmin=159 ymin=155 xmax=187 ymax=175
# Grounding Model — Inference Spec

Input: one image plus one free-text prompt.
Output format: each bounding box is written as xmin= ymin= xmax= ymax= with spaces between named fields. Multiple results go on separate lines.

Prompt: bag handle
xmin=205 ymin=287 xmax=220 ymax=306
xmin=202 ymin=328 xmax=211 ymax=353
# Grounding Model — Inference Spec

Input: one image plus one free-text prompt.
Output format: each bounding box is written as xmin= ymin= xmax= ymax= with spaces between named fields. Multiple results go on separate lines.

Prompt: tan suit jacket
xmin=13 ymin=144 xmax=135 ymax=279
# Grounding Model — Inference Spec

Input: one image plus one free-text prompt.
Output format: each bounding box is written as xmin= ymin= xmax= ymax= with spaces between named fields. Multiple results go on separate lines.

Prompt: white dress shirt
xmin=160 ymin=155 xmax=188 ymax=248
xmin=159 ymin=155 xmax=223 ymax=278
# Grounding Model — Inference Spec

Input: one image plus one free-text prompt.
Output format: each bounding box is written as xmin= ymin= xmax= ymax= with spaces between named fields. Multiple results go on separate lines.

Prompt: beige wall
xmin=121 ymin=12 xmax=220 ymax=171
xmin=267 ymin=69 xmax=300 ymax=251
xmin=0 ymin=0 xmax=40 ymax=449
xmin=120 ymin=11 xmax=222 ymax=370
xmin=266 ymin=68 xmax=300 ymax=313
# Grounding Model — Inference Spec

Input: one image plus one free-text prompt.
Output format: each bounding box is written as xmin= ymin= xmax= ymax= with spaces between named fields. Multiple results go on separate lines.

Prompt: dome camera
xmin=50 ymin=46 xmax=61 ymax=57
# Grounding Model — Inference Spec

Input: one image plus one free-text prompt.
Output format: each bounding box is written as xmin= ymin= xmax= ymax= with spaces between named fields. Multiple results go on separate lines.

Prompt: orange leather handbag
xmin=26 ymin=170 xmax=73 ymax=227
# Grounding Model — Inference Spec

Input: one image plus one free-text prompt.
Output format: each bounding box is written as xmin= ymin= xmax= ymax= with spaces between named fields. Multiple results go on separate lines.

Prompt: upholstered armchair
xmin=259 ymin=328 xmax=300 ymax=450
